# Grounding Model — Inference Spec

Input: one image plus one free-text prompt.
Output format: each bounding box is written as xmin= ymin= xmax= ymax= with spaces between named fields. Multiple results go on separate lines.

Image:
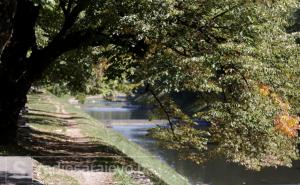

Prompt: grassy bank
xmin=56 ymin=93 xmax=189 ymax=185
xmin=27 ymin=91 xmax=189 ymax=185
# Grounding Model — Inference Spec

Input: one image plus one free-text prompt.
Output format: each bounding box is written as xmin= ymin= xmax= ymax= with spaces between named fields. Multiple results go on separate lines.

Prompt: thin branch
xmin=146 ymin=85 xmax=176 ymax=136
xmin=208 ymin=4 xmax=241 ymax=24
xmin=230 ymin=65 xmax=250 ymax=88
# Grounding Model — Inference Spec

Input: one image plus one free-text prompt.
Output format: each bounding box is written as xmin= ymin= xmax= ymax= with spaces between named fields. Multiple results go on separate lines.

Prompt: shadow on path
xmin=17 ymin=122 xmax=136 ymax=171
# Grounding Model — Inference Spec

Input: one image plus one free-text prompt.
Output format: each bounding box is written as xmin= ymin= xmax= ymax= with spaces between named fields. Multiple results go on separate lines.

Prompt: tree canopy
xmin=0 ymin=0 xmax=300 ymax=170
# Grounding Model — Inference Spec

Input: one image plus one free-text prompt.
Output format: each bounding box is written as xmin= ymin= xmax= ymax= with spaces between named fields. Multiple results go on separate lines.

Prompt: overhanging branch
xmin=146 ymin=84 xmax=176 ymax=136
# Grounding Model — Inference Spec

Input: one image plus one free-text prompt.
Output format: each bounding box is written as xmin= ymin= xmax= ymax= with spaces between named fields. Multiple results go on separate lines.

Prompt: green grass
xmin=45 ymin=92 xmax=190 ymax=185
xmin=114 ymin=168 xmax=136 ymax=185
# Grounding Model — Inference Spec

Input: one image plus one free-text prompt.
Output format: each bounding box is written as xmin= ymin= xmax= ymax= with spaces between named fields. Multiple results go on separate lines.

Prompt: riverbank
xmin=1 ymin=91 xmax=189 ymax=185
xmin=53 ymin=92 xmax=189 ymax=185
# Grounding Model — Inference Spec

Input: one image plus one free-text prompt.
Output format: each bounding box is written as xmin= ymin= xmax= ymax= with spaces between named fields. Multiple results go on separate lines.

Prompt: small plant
xmin=113 ymin=168 xmax=135 ymax=185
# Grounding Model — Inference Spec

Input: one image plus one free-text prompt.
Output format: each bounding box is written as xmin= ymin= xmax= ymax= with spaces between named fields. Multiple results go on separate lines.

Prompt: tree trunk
xmin=0 ymin=0 xmax=39 ymax=145
xmin=0 ymin=0 xmax=18 ymax=145
xmin=0 ymin=73 xmax=30 ymax=145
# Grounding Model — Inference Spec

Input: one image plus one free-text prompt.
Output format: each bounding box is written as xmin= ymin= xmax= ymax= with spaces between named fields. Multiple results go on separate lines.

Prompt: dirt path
xmin=60 ymin=105 xmax=115 ymax=185
xmin=29 ymin=97 xmax=116 ymax=185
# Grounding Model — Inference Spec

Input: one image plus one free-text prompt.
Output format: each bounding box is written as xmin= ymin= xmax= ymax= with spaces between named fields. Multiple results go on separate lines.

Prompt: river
xmin=82 ymin=98 xmax=300 ymax=185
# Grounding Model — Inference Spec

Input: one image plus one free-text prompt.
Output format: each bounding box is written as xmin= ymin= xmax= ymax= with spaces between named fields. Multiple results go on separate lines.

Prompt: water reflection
xmin=83 ymin=99 xmax=152 ymax=120
xmin=83 ymin=98 xmax=300 ymax=185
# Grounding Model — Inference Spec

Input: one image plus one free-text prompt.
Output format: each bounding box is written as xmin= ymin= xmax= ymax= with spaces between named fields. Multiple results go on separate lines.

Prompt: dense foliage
xmin=139 ymin=0 xmax=300 ymax=170
xmin=1 ymin=0 xmax=299 ymax=169
xmin=42 ymin=0 xmax=300 ymax=170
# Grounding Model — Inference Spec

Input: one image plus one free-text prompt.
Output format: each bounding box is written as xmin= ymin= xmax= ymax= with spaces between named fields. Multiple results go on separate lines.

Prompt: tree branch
xmin=206 ymin=4 xmax=241 ymax=25
xmin=146 ymin=84 xmax=177 ymax=136
xmin=59 ymin=0 xmax=92 ymax=34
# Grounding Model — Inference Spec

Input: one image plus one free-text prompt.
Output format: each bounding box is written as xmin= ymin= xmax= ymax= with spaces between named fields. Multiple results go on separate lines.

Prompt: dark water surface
xmin=83 ymin=98 xmax=300 ymax=185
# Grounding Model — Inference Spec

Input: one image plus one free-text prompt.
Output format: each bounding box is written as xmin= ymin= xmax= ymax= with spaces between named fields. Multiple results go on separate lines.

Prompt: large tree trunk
xmin=0 ymin=0 xmax=39 ymax=145
xmin=0 ymin=74 xmax=30 ymax=144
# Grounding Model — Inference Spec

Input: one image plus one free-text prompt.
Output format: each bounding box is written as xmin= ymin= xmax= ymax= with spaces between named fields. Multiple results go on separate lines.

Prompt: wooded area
xmin=0 ymin=0 xmax=300 ymax=171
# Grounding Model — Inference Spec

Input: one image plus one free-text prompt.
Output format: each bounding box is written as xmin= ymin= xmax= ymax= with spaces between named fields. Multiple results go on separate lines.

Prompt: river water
xmin=83 ymin=98 xmax=300 ymax=185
